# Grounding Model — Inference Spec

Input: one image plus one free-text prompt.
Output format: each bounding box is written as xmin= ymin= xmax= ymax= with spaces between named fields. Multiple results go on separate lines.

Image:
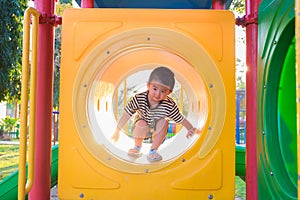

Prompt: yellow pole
xmin=18 ymin=7 xmax=39 ymax=200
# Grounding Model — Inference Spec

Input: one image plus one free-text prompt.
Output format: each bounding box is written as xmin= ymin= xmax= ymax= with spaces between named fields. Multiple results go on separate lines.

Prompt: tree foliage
xmin=0 ymin=0 xmax=28 ymax=102
xmin=0 ymin=0 xmax=71 ymax=108
xmin=230 ymin=0 xmax=245 ymax=14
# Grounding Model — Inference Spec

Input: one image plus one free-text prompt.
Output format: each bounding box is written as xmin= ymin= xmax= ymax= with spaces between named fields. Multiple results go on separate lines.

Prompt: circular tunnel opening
xmin=262 ymin=21 xmax=297 ymax=196
xmin=87 ymin=52 xmax=207 ymax=164
xmin=72 ymin=28 xmax=226 ymax=172
xmin=277 ymin=37 xmax=297 ymax=188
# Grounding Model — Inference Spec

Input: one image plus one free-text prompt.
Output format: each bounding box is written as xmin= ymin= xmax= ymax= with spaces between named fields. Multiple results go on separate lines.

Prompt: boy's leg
xmin=133 ymin=120 xmax=148 ymax=147
xmin=128 ymin=120 xmax=148 ymax=157
xmin=147 ymin=118 xmax=168 ymax=161
xmin=151 ymin=118 xmax=169 ymax=150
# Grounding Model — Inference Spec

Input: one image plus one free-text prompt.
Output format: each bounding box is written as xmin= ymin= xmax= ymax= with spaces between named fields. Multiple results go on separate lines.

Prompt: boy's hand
xmin=186 ymin=128 xmax=200 ymax=139
xmin=111 ymin=131 xmax=120 ymax=143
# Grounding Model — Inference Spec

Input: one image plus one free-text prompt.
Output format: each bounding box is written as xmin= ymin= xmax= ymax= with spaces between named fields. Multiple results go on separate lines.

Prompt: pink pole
xmin=29 ymin=0 xmax=55 ymax=199
xmin=245 ymin=0 xmax=260 ymax=199
xmin=81 ymin=0 xmax=94 ymax=8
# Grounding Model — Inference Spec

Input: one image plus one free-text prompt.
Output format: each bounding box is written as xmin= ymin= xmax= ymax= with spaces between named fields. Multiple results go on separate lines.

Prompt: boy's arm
xmin=111 ymin=112 xmax=131 ymax=142
xmin=116 ymin=112 xmax=131 ymax=131
xmin=181 ymin=118 xmax=193 ymax=130
xmin=181 ymin=118 xmax=200 ymax=139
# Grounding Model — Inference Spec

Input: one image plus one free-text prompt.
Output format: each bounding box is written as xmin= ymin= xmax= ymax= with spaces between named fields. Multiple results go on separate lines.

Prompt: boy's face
xmin=147 ymin=81 xmax=171 ymax=103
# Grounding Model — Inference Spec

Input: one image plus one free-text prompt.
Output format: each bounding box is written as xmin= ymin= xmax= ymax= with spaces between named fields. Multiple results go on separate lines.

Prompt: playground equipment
xmin=58 ymin=8 xmax=235 ymax=199
xmin=0 ymin=145 xmax=245 ymax=199
xmin=257 ymin=0 xmax=297 ymax=199
xmin=0 ymin=0 xmax=298 ymax=199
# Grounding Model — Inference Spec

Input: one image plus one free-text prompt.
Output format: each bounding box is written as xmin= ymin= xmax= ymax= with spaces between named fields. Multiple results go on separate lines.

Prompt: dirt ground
xmin=50 ymin=185 xmax=59 ymax=200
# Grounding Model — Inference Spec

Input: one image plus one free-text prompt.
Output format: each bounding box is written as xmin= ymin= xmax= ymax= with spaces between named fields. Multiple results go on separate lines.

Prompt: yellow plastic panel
xmin=59 ymin=8 xmax=235 ymax=200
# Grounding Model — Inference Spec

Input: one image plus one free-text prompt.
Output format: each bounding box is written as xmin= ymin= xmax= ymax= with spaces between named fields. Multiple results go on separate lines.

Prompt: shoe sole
xmin=147 ymin=155 xmax=162 ymax=162
xmin=128 ymin=152 xmax=142 ymax=157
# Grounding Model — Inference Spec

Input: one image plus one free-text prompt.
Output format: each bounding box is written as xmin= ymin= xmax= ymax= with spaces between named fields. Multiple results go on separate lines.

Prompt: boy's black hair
xmin=148 ymin=66 xmax=175 ymax=91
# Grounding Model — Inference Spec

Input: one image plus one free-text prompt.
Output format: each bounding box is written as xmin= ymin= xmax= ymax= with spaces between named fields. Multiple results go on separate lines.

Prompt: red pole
xmin=212 ymin=0 xmax=225 ymax=9
xmin=29 ymin=0 xmax=55 ymax=199
xmin=81 ymin=0 xmax=94 ymax=8
xmin=245 ymin=0 xmax=260 ymax=199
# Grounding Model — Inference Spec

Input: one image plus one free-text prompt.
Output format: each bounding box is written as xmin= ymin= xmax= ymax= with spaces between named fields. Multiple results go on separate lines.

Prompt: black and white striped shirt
xmin=124 ymin=91 xmax=184 ymax=126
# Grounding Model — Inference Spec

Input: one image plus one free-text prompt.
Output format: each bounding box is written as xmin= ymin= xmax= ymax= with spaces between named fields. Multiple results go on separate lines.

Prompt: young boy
xmin=111 ymin=66 xmax=199 ymax=162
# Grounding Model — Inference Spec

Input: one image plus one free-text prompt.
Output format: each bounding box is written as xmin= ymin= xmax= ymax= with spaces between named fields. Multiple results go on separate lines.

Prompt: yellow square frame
xmin=58 ymin=8 xmax=235 ymax=200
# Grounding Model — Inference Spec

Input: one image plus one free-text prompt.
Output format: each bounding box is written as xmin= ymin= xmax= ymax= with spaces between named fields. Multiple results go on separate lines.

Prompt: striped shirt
xmin=124 ymin=91 xmax=184 ymax=126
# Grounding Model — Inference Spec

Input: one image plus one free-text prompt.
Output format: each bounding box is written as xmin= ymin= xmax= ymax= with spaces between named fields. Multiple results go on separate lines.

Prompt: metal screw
xmin=182 ymin=158 xmax=185 ymax=162
xmin=208 ymin=194 xmax=213 ymax=199
xmin=270 ymin=171 xmax=274 ymax=176
xmin=79 ymin=193 xmax=84 ymax=198
xmin=273 ymin=40 xmax=277 ymax=45
xmin=209 ymin=83 xmax=213 ymax=88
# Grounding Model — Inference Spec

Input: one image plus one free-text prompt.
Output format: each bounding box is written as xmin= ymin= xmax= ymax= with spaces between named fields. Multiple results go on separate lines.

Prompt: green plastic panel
xmin=258 ymin=0 xmax=297 ymax=199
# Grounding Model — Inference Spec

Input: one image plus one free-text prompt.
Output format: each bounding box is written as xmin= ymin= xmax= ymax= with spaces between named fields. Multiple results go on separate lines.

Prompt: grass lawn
xmin=235 ymin=176 xmax=246 ymax=199
xmin=0 ymin=144 xmax=20 ymax=180
xmin=0 ymin=144 xmax=246 ymax=199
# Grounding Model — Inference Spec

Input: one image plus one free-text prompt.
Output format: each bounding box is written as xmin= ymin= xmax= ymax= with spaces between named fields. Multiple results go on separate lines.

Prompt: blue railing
xmin=236 ymin=90 xmax=246 ymax=144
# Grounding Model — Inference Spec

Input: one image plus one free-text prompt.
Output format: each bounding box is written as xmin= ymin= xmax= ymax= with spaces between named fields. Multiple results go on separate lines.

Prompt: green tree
xmin=0 ymin=0 xmax=71 ymax=110
xmin=0 ymin=116 xmax=19 ymax=134
xmin=230 ymin=0 xmax=245 ymax=14
xmin=0 ymin=0 xmax=28 ymax=103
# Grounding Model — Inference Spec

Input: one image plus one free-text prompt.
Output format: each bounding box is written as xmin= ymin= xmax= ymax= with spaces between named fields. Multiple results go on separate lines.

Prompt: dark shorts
xmin=133 ymin=118 xmax=158 ymax=139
